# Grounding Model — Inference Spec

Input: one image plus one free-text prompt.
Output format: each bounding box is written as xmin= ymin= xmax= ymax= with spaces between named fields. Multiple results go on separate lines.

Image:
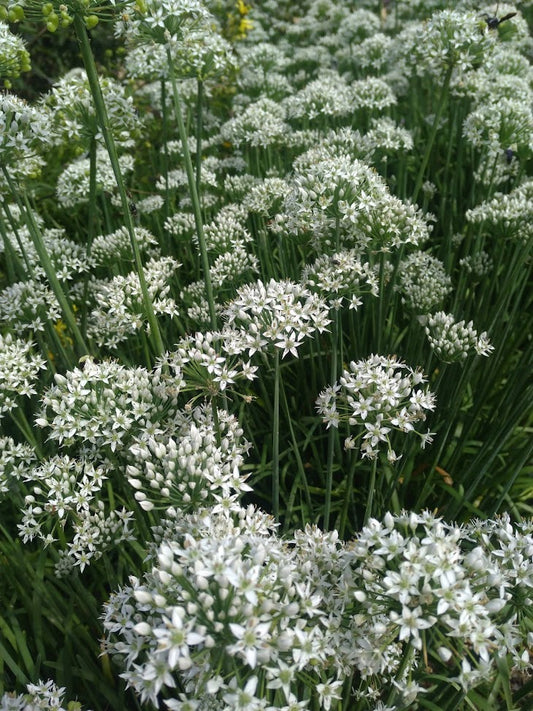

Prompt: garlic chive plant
xmin=0 ymin=0 xmax=532 ymax=709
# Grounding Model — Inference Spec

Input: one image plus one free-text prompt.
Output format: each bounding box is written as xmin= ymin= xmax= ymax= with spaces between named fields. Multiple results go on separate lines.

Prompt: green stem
xmin=338 ymin=451 xmax=359 ymax=538
xmin=196 ymin=78 xmax=203 ymax=199
xmin=160 ymin=79 xmax=171 ymax=227
xmin=2 ymin=201 xmax=35 ymax=279
xmin=386 ymin=643 xmax=415 ymax=707
xmin=279 ymin=373 xmax=313 ymax=530
xmin=74 ymin=14 xmax=165 ymax=360
xmin=412 ymin=63 xmax=453 ymax=205
xmin=364 ymin=457 xmax=378 ymax=526
xmin=0 ymin=207 xmax=27 ymax=280
xmin=81 ymin=135 xmax=98 ymax=338
xmin=166 ymin=47 xmax=217 ymax=331
xmin=324 ymin=309 xmax=340 ymax=530
xmin=10 ymin=408 xmax=42 ymax=457
xmin=2 ymin=169 xmax=89 ymax=357
xmin=272 ymin=349 xmax=280 ymax=521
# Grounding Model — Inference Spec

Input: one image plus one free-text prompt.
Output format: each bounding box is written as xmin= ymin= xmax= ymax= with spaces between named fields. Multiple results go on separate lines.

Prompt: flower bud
xmin=8 ymin=5 xmax=25 ymax=22
xmin=85 ymin=14 xmax=99 ymax=29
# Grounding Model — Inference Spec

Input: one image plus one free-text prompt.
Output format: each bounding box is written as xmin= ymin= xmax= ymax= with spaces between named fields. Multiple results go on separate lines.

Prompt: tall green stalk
xmin=272 ymin=350 xmax=281 ymax=521
xmin=364 ymin=457 xmax=379 ymax=526
xmin=80 ymin=136 xmax=97 ymax=338
xmin=74 ymin=15 xmax=165 ymax=360
xmin=166 ymin=47 xmax=217 ymax=331
xmin=412 ymin=63 xmax=454 ymax=205
xmin=324 ymin=309 xmax=339 ymax=530
xmin=0 ymin=209 xmax=26 ymax=281
xmin=1 ymin=168 xmax=88 ymax=358
xmin=196 ymin=79 xmax=204 ymax=198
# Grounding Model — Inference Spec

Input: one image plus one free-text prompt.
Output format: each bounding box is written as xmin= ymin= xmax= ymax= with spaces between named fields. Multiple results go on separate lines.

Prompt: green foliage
xmin=0 ymin=0 xmax=532 ymax=708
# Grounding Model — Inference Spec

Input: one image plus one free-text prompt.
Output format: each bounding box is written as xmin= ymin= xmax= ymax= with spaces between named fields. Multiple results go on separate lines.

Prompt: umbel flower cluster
xmin=0 ymin=20 xmax=30 ymax=84
xmin=0 ymin=679 xmax=87 ymax=710
xmin=103 ymin=507 xmax=533 ymax=711
xmin=222 ymin=279 xmax=331 ymax=360
xmin=0 ymin=0 xmax=531 ymax=708
xmin=0 ymin=333 xmax=46 ymax=419
xmin=316 ymin=355 xmax=435 ymax=461
xmin=422 ymin=312 xmax=494 ymax=362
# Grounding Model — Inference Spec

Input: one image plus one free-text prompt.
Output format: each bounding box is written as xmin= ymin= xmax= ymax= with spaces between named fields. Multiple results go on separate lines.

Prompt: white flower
xmin=389 ymin=605 xmax=436 ymax=649
xmin=316 ymin=678 xmax=343 ymax=711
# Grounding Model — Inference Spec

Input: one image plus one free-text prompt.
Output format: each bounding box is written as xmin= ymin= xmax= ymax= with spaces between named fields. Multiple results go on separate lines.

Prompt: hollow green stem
xmin=160 ymin=79 xmax=171 ymax=227
xmin=74 ymin=15 xmax=165 ymax=360
xmin=10 ymin=407 xmax=42 ymax=458
xmin=166 ymin=47 xmax=217 ymax=331
xmin=338 ymin=451 xmax=359 ymax=538
xmin=279 ymin=372 xmax=313 ymax=530
xmin=324 ymin=309 xmax=340 ymax=530
xmin=386 ymin=643 xmax=415 ymax=707
xmin=412 ymin=63 xmax=453 ymax=205
xmin=0 ymin=207 xmax=26 ymax=280
xmin=2 ymin=169 xmax=89 ymax=357
xmin=2 ymin=200 xmax=34 ymax=275
xmin=364 ymin=456 xmax=379 ymax=526
xmin=272 ymin=349 xmax=280 ymax=521
xmin=81 ymin=135 xmax=98 ymax=338
xmin=196 ymin=79 xmax=204 ymax=199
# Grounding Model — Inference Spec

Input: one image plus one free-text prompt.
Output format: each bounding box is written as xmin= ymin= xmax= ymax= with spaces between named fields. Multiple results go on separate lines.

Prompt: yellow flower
xmin=54 ymin=318 xmax=74 ymax=347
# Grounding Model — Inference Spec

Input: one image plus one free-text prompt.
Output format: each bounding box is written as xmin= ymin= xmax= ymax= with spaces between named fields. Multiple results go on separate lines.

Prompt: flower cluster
xmin=423 ymin=311 xmax=494 ymax=362
xmin=396 ymin=252 xmax=452 ymax=314
xmin=236 ymin=42 xmax=292 ymax=101
xmin=18 ymin=357 xmax=189 ymax=573
xmin=91 ymin=225 xmax=158 ymax=268
xmin=103 ymin=506 xmax=342 ymax=709
xmin=276 ymin=149 xmax=431 ymax=254
xmin=399 ymin=10 xmax=496 ymax=77
xmin=87 ymin=257 xmax=180 ymax=349
xmin=360 ymin=117 xmax=414 ymax=159
xmin=222 ymin=278 xmax=331 ymax=359
xmin=0 ymin=20 xmax=31 ymax=83
xmin=345 ymin=511 xmax=533 ymax=703
xmin=316 ymin=355 xmax=435 ymax=460
xmin=12 ymin=226 xmax=91 ymax=282
xmin=459 ymin=250 xmax=493 ymax=280
xmin=283 ymin=70 xmax=354 ymax=121
xmin=463 ymin=97 xmax=533 ymax=186
xmin=220 ymin=97 xmax=290 ymax=149
xmin=43 ymin=68 xmax=141 ymax=150
xmin=0 ymin=436 xmax=36 ymax=498
xmin=465 ymin=179 xmax=533 ymax=242
xmin=0 ymin=278 xmax=61 ymax=334
xmin=116 ymin=0 xmax=212 ymax=45
xmin=156 ymin=329 xmax=258 ymax=399
xmin=341 ymin=31 xmax=392 ymax=76
xmin=126 ymin=405 xmax=252 ymax=514
xmin=36 ymin=357 xmax=182 ymax=451
xmin=301 ymin=250 xmax=379 ymax=311
xmin=0 ymin=92 xmax=50 ymax=166
xmin=56 ymin=150 xmax=135 ymax=209
xmin=103 ymin=507 xmax=533 ymax=710
xmin=0 ymin=333 xmax=46 ymax=419
xmin=0 ymin=679 xmax=89 ymax=710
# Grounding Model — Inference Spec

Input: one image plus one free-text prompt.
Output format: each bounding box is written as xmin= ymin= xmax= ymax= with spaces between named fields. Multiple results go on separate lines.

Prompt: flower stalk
xmin=167 ymin=47 xmax=217 ymax=331
xmin=74 ymin=14 xmax=165 ymax=360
